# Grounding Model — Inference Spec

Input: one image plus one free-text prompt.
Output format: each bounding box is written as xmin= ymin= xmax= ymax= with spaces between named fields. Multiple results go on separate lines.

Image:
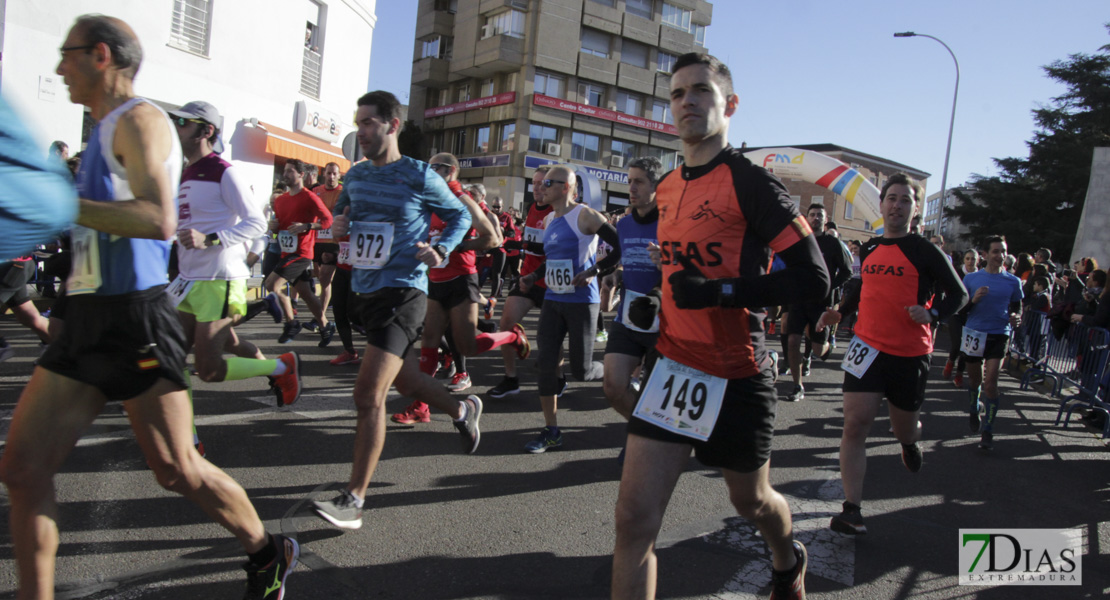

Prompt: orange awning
xmin=258 ymin=121 xmax=350 ymax=171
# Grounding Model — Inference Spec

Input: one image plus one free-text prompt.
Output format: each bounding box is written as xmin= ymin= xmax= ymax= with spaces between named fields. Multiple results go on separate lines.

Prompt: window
xmin=789 ymin=195 xmax=802 ymax=210
xmin=571 ymin=132 xmax=600 ymax=162
xmin=662 ymin=3 xmax=692 ymax=31
xmin=484 ymin=9 xmax=525 ymax=39
xmin=169 ymin=0 xmax=213 ymax=55
xmin=434 ymin=0 xmax=458 ymax=12
xmin=421 ymin=36 xmax=452 ymax=60
xmin=476 ymin=126 xmax=490 ymax=153
xmin=457 ymin=84 xmax=471 ymax=103
xmin=500 ymin=123 xmax=516 ymax=151
xmin=693 ymin=23 xmax=706 ymax=46
xmin=643 ymin=146 xmax=678 ymax=170
xmin=651 ymin=100 xmax=672 ymax=124
xmin=534 ymin=71 xmax=565 ymax=97
xmin=589 ymin=0 xmax=616 ymax=5
xmin=626 ymin=0 xmax=653 ymax=19
xmin=612 ymin=140 xmax=637 ymax=164
xmin=453 ymin=129 xmax=468 ymax=156
xmin=578 ymin=81 xmax=605 ymax=107
xmin=616 ymin=91 xmax=643 ymax=116
xmin=480 ymin=78 xmax=495 ymax=97
xmin=657 ymin=51 xmax=677 ymax=74
xmin=528 ymin=124 xmax=558 ymax=153
xmin=621 ymin=39 xmax=649 ymax=69
xmin=299 ymin=2 xmax=325 ymax=98
xmin=438 ymin=88 xmax=449 ymax=106
xmin=580 ymin=28 xmax=610 ymax=58
xmin=845 ymin=201 xmax=854 ymax=220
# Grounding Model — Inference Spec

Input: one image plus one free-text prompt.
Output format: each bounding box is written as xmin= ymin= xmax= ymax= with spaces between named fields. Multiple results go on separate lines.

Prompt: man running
xmin=521 ymin=164 xmax=618 ymax=453
xmin=961 ymin=236 xmax=1023 ymax=450
xmin=0 ymin=16 xmax=297 ymax=599
xmin=265 ymin=158 xmax=335 ymax=345
xmin=612 ymin=53 xmax=828 ymax=599
xmin=817 ymin=173 xmax=967 ymax=535
xmin=311 ymin=91 xmax=481 ymax=530
xmin=310 ymin=161 xmax=343 ymax=324
xmin=169 ymin=100 xmax=302 ymax=405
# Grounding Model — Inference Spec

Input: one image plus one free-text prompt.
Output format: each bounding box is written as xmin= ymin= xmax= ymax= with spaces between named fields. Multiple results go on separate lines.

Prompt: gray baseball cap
xmin=169 ymin=100 xmax=226 ymax=154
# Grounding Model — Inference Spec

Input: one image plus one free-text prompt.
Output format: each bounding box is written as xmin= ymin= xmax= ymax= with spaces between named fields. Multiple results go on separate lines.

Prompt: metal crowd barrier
xmin=1010 ymin=309 xmax=1110 ymax=438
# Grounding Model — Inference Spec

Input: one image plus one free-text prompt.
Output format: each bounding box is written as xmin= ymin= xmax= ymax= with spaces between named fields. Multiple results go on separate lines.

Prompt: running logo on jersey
xmin=689 ymin=201 xmax=725 ymax=223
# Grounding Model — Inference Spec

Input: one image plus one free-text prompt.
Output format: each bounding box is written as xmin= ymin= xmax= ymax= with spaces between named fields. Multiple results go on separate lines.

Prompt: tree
xmin=398 ymin=119 xmax=427 ymax=161
xmin=946 ymin=25 xmax=1110 ymax=254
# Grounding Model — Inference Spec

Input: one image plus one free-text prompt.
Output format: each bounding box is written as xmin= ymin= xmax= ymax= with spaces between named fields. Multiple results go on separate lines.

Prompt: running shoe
xmin=440 ymin=353 xmax=456 ymax=379
xmin=952 ymin=373 xmax=964 ymax=388
xmin=769 ymin=350 xmax=780 ymax=383
xmin=304 ymin=319 xmax=320 ymax=332
xmin=272 ymin=352 xmax=302 ymax=407
xmin=277 ymin=321 xmax=302 ymax=344
xmin=391 ymin=401 xmax=431 ymax=424
xmin=0 ymin=341 xmax=14 ymax=362
xmin=317 ymin=322 xmax=336 ymax=348
xmin=557 ymin=377 xmax=568 ymax=397
xmin=488 ymin=376 xmax=520 ymax=398
xmin=786 ymin=385 xmax=804 ymax=402
xmin=979 ymin=431 xmax=993 ymax=450
xmin=329 ymin=350 xmax=360 ymax=366
xmin=312 ymin=489 xmax=363 ymax=530
xmin=901 ymin=442 xmax=923 ymax=473
xmin=484 ymin=297 xmax=497 ymax=321
xmin=596 ymin=329 xmax=609 ymax=343
xmin=525 ymin=426 xmax=563 ymax=453
xmin=262 ymin=293 xmax=282 ymax=323
xmin=942 ymin=359 xmax=954 ymax=380
xmin=243 ymin=534 xmax=299 ymax=600
xmin=829 ymin=501 xmax=867 ymax=535
xmin=512 ymin=323 xmax=531 ymax=360
xmin=454 ymin=395 xmax=483 ymax=454
xmin=769 ymin=540 xmax=807 ymax=600
xmin=448 ymin=372 xmax=472 ymax=392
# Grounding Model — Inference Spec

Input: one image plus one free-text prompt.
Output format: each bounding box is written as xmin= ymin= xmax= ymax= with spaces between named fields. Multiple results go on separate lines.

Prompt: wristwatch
xmin=205 ymin=233 xmax=221 ymax=247
xmin=432 ymin=243 xmax=449 ymax=260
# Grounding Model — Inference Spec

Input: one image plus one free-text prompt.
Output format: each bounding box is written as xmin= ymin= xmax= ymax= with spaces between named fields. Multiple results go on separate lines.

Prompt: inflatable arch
xmin=742 ymin=147 xmax=885 ymax=235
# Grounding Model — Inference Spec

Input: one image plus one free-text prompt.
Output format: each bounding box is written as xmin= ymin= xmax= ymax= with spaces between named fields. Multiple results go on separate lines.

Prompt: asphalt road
xmin=0 ymin=305 xmax=1106 ymax=599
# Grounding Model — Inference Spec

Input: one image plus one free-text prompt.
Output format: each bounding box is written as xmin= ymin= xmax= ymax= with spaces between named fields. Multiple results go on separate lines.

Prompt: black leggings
xmin=488 ymin=251 xmax=507 ymax=298
xmin=947 ymin=312 xmax=967 ymax=369
xmin=332 ymin=268 xmax=356 ymax=353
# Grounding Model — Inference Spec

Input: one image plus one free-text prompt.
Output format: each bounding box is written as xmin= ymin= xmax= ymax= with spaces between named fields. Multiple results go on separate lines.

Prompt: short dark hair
xmin=1091 ymin=269 xmax=1107 ymax=288
xmin=285 ymin=159 xmax=308 ymax=175
xmin=825 ymin=220 xmax=838 ymax=230
xmin=75 ymin=15 xmax=143 ymax=79
xmin=1036 ymin=247 xmax=1052 ymax=261
xmin=1032 ymin=276 xmax=1050 ymax=290
xmin=50 ymin=141 xmax=68 ymax=155
xmin=357 ymin=90 xmax=403 ymax=124
xmin=808 ymin=203 xmax=826 ymax=213
xmin=879 ymin=173 xmax=924 ymax=208
xmin=672 ymin=53 xmax=734 ymax=97
xmin=628 ymin=156 xmax=664 ymax=187
xmin=984 ymin=235 xmax=1006 ymax=250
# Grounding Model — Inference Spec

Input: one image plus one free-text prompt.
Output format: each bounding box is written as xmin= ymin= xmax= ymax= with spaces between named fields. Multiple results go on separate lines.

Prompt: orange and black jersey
xmin=656 ymin=146 xmax=829 ymax=380
xmin=838 ymin=234 xmax=967 ymax=357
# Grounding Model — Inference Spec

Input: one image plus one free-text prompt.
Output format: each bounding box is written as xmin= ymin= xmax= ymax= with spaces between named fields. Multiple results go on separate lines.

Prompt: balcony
xmin=413 ymin=56 xmax=451 ymax=86
xmin=451 ymin=34 xmax=524 ymax=79
xmin=300 ymin=47 xmax=322 ymax=99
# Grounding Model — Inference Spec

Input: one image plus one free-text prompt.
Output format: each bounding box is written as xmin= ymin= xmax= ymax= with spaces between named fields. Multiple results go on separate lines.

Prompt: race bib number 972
xmin=349 ymin=222 xmax=394 ymax=270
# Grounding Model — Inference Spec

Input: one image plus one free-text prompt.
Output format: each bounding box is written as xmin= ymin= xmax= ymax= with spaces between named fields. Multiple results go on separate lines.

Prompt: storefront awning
xmin=258 ymin=121 xmax=351 ymax=171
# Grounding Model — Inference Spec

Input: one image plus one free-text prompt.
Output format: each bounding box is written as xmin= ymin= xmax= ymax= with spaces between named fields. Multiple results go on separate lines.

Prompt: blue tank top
xmin=614 ymin=209 xmax=660 ymax=325
xmin=71 ymin=98 xmax=182 ymax=295
xmin=543 ymin=204 xmax=599 ymax=304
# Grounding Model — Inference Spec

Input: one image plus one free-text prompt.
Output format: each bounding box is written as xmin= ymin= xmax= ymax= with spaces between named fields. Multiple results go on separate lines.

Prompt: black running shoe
xmin=277 ymin=321 xmax=302 ymax=344
xmin=488 ymin=376 xmax=519 ymax=398
xmin=969 ymin=403 xmax=981 ymax=433
xmin=769 ymin=540 xmax=807 ymax=600
xmin=979 ymin=431 xmax=993 ymax=450
xmin=786 ymin=385 xmax=804 ymax=402
xmin=901 ymin=442 xmax=923 ymax=473
xmin=318 ymin=322 xmax=336 ymax=347
xmin=243 ymin=534 xmax=299 ymax=600
xmin=830 ymin=501 xmax=867 ymax=535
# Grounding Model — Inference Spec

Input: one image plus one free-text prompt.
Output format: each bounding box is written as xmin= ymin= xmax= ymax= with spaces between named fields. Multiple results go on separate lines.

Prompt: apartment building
xmin=408 ymin=0 xmax=712 ymax=211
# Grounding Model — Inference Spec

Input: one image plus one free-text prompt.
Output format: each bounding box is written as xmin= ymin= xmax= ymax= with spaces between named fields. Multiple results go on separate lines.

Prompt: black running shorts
xmin=273 ymin=256 xmax=313 ymax=284
xmin=428 ymin=273 xmax=482 ymax=310
xmin=352 ymin=286 xmax=426 ymax=358
xmin=842 ymin=350 xmax=930 ymax=412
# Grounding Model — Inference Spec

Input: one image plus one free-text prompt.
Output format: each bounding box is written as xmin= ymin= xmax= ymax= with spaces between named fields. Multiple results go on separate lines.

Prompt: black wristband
xmin=206 ymin=233 xmax=220 ymax=246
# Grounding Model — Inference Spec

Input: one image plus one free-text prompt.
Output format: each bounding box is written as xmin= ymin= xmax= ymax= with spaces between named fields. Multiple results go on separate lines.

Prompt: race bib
xmin=67 ymin=225 xmax=102 ymax=295
xmin=277 ymin=230 xmax=297 ymax=253
xmin=165 ymin=276 xmax=195 ymax=308
xmin=961 ymin=327 xmax=987 ymax=358
xmin=546 ymin=259 xmax=574 ymax=294
xmin=317 ymin=226 xmax=333 ymax=241
xmin=338 ymin=241 xmax=350 ymax=265
xmin=523 ymin=226 xmax=543 ymax=254
xmin=841 ymin=335 xmax=879 ymax=379
xmin=622 ymin=289 xmax=659 ymax=333
xmin=349 ymin=222 xmax=394 ymax=270
xmin=634 ymin=356 xmax=726 ymax=441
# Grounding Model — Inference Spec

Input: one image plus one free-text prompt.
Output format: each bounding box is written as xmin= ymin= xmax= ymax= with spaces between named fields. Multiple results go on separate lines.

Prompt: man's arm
xmin=214 ymin=168 xmax=266 ymax=246
xmin=424 ymin=173 xmax=471 ymax=252
xmin=458 ymin=194 xmax=502 ymax=251
xmin=79 ymin=103 xmax=176 ymax=240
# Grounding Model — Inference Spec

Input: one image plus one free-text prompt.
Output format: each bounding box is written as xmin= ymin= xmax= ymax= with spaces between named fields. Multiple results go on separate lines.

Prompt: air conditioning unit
xmin=545 ymin=143 xmax=561 ymax=156
xmin=610 ymin=155 xmax=624 ymax=168
xmin=480 ymin=24 xmax=494 ymax=39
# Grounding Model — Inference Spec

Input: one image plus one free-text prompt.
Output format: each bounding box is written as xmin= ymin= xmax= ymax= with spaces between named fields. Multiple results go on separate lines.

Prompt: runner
xmin=612 ymin=53 xmax=828 ymax=599
xmin=0 ymin=16 xmax=297 ymax=599
xmin=168 ymin=100 xmax=302 ymax=406
xmin=489 ymin=166 xmax=559 ymax=398
xmin=522 ymin=164 xmax=618 ymax=453
xmin=487 ymin=193 xmax=519 ymax=299
xmin=309 ymin=161 xmax=343 ymax=327
xmin=311 ymin=91 xmax=481 ymax=530
xmin=265 ymin=158 xmax=335 ymax=345
xmin=392 ymin=152 xmax=529 ymax=423
xmin=817 ymin=173 xmax=967 ymax=535
xmin=0 ymin=258 xmax=52 ymax=360
xmin=944 ymin=249 xmax=979 ymax=388
xmin=961 ymin=236 xmax=1023 ymax=450
xmin=601 ymin=156 xmax=662 ymax=423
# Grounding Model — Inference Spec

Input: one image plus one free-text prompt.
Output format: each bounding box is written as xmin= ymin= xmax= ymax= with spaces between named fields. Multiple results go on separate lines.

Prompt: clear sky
xmin=368 ymin=1 xmax=1109 ymax=195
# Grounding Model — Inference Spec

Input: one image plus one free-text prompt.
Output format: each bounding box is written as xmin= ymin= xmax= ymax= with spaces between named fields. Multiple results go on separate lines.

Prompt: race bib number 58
xmin=841 ymin=335 xmax=879 ymax=379
xmin=634 ymin=356 xmax=726 ymax=441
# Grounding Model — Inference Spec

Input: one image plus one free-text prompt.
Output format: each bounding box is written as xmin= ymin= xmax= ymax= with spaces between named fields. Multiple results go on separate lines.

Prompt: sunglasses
xmin=173 ymin=117 xmax=208 ymax=128
xmin=430 ymin=163 xmax=452 ymax=171
xmin=59 ymin=44 xmax=96 ymax=57
xmin=542 ymin=179 xmax=566 ymax=188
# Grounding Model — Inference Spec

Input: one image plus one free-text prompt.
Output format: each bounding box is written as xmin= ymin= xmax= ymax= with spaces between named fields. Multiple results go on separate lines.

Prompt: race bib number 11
xmin=634 ymin=356 xmax=726 ymax=441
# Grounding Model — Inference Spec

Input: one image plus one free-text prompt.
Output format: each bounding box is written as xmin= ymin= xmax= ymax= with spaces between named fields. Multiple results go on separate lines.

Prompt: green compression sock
xmin=224 ymin=357 xmax=280 ymax=381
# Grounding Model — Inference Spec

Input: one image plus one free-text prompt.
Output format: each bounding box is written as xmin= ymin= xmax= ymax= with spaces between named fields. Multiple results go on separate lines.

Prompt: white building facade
xmin=2 ymin=0 xmax=376 ymax=195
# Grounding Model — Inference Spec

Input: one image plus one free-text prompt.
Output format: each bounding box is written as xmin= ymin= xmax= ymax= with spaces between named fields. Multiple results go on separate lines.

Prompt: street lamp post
xmin=895 ymin=32 xmax=960 ymax=219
